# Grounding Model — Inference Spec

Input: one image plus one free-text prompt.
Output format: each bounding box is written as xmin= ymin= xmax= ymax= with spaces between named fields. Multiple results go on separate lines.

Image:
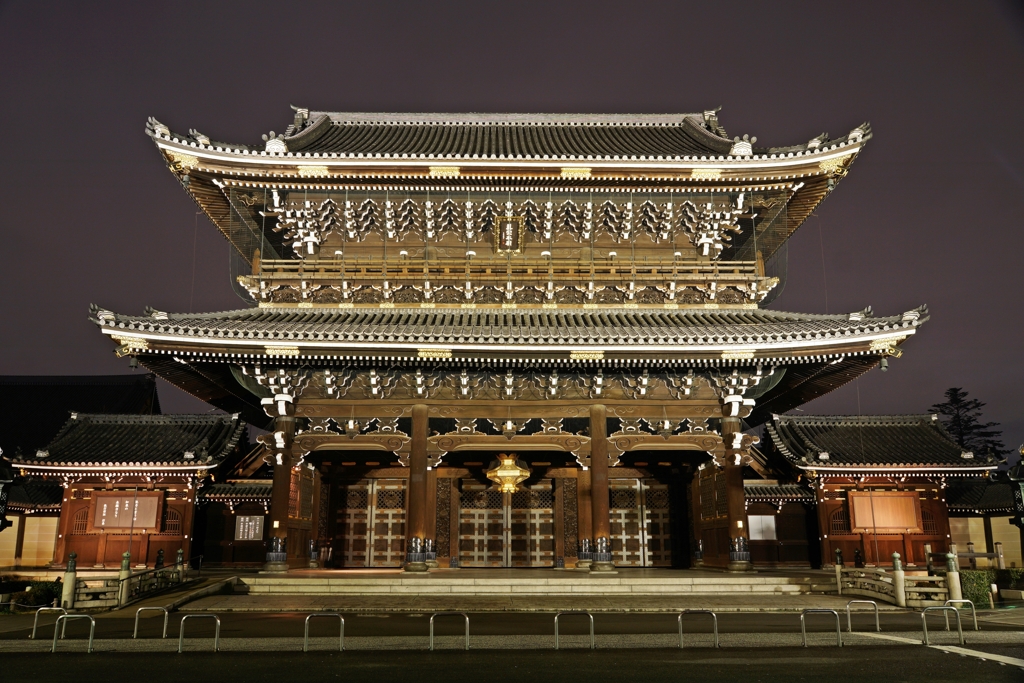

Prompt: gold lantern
xmin=485 ymin=454 xmax=531 ymax=493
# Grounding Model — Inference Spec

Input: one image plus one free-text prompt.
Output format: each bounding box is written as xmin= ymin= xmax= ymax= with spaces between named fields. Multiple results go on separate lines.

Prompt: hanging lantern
xmin=485 ymin=454 xmax=531 ymax=493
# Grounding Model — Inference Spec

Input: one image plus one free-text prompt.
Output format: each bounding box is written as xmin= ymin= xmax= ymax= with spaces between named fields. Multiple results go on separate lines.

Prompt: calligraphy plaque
xmin=494 ymin=216 xmax=524 ymax=253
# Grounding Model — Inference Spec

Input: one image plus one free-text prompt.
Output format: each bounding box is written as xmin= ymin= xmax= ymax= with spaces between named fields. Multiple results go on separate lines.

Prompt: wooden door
xmin=510 ymin=483 xmax=555 ymax=567
xmin=458 ymin=487 xmax=506 ymax=567
xmin=609 ymin=480 xmax=644 ymax=566
xmin=641 ymin=482 xmax=672 ymax=567
xmin=368 ymin=479 xmax=406 ymax=567
xmin=335 ymin=482 xmax=371 ymax=567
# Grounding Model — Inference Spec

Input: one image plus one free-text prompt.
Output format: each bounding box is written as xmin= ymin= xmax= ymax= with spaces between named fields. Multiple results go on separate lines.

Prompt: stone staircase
xmin=237 ymin=571 xmax=839 ymax=598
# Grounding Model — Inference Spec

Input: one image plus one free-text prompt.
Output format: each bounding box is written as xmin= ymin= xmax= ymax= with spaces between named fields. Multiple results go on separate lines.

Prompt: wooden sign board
xmin=494 ymin=216 xmax=524 ymax=253
xmin=848 ymin=491 xmax=922 ymax=534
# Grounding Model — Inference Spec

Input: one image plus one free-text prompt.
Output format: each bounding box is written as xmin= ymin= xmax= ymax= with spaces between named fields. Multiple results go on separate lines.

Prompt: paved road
xmin=2 ymin=647 xmax=1022 ymax=683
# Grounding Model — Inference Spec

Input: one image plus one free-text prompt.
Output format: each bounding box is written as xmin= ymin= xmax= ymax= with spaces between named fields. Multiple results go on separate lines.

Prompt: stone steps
xmin=237 ymin=573 xmax=838 ymax=597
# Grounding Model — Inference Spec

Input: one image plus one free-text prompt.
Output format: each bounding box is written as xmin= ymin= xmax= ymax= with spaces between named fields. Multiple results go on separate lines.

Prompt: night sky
xmin=2 ymin=1 xmax=1022 ymax=463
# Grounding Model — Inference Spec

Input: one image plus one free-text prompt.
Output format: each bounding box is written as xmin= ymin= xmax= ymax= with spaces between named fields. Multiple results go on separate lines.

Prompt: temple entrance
xmin=458 ymin=481 xmax=555 ymax=567
xmin=609 ymin=479 xmax=672 ymax=567
xmin=334 ymin=478 xmax=407 ymax=567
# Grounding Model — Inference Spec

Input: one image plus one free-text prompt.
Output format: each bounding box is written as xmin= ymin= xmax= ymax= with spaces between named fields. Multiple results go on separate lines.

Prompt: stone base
xmin=575 ymin=559 xmax=592 ymax=571
xmin=727 ymin=560 xmax=753 ymax=572
xmin=590 ymin=561 xmax=616 ymax=573
xmin=403 ymin=561 xmax=429 ymax=573
xmin=261 ymin=561 xmax=290 ymax=573
xmin=425 ymin=560 xmax=439 ymax=569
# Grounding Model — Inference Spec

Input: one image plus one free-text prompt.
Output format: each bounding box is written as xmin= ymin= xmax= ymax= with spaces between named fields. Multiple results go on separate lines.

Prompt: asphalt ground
xmin=1 ymin=647 xmax=1022 ymax=683
xmin=1 ymin=609 xmax=1020 ymax=639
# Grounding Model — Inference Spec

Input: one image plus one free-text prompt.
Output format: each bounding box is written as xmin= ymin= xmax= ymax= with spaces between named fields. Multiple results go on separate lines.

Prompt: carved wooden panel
xmin=434 ymin=478 xmax=452 ymax=557
xmin=562 ymin=478 xmax=578 ymax=558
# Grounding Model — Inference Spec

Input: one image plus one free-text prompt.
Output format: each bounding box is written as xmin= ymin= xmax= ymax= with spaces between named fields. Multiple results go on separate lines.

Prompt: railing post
xmin=61 ymin=553 xmax=77 ymax=610
xmin=892 ymin=552 xmax=906 ymax=608
xmin=834 ymin=563 xmax=843 ymax=596
xmin=923 ymin=543 xmax=933 ymax=574
xmin=118 ymin=551 xmax=132 ymax=607
xmin=995 ymin=542 xmax=1005 ymax=570
xmin=946 ymin=553 xmax=962 ymax=601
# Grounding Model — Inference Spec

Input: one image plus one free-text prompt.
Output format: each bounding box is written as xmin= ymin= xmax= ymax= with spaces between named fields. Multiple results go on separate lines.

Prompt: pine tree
xmin=930 ymin=387 xmax=1008 ymax=457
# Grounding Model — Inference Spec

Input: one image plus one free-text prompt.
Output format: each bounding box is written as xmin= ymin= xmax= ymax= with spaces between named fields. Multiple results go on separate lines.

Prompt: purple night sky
xmin=1 ymin=1 xmax=1022 ymax=463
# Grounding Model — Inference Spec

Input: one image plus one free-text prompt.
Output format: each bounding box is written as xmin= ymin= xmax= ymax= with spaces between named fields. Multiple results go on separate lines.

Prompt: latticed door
xmin=335 ymin=482 xmax=371 ymax=567
xmin=609 ymin=479 xmax=673 ymax=567
xmin=368 ymin=479 xmax=406 ymax=567
xmin=609 ymin=480 xmax=644 ymax=566
xmin=510 ymin=483 xmax=555 ymax=567
xmin=641 ymin=482 xmax=672 ymax=566
xmin=458 ymin=486 xmax=506 ymax=567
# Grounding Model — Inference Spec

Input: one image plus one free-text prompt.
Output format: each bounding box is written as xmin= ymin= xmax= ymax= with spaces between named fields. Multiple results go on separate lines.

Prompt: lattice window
xmin=460 ymin=489 xmax=502 ymax=509
xmin=922 ymin=509 xmax=937 ymax=535
xmin=714 ymin=473 xmax=728 ymax=517
xmin=512 ymin=489 xmax=554 ymax=509
xmin=163 ymin=508 xmax=182 ymax=534
xmin=345 ymin=489 xmax=369 ymax=510
xmin=376 ymin=489 xmax=405 ymax=510
xmin=609 ymin=489 xmax=637 ymax=510
xmin=830 ymin=507 xmax=851 ymax=534
xmin=699 ymin=475 xmax=715 ymax=520
xmin=71 ymin=508 xmax=89 ymax=534
xmin=645 ymin=488 xmax=670 ymax=509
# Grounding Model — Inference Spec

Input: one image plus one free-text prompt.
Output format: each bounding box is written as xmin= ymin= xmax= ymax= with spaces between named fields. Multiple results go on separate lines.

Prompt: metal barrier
xmin=133 ymin=606 xmax=170 ymax=639
xmin=304 ymin=612 xmax=345 ymax=652
xmin=178 ymin=614 xmax=221 ymax=653
xmin=429 ymin=612 xmax=469 ymax=651
xmin=554 ymin=611 xmax=595 ymax=650
xmin=922 ymin=606 xmax=964 ymax=646
xmin=845 ymin=600 xmax=880 ymax=633
xmin=51 ymin=615 xmax=95 ymax=653
xmin=800 ymin=609 xmax=842 ymax=648
xmin=677 ymin=610 xmax=719 ymax=649
xmin=29 ymin=607 xmax=67 ymax=640
xmin=943 ymin=599 xmax=978 ymax=632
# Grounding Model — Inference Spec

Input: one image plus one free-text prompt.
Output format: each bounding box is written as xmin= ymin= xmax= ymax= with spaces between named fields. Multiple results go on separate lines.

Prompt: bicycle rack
xmin=677 ymin=610 xmax=719 ymax=649
xmin=133 ymin=606 xmax=169 ymax=639
xmin=800 ymin=609 xmax=842 ymax=647
xmin=29 ymin=607 xmax=67 ymax=640
xmin=178 ymin=614 xmax=221 ymax=653
xmin=943 ymin=599 xmax=978 ymax=632
xmin=304 ymin=612 xmax=345 ymax=652
xmin=429 ymin=612 xmax=469 ymax=651
xmin=845 ymin=600 xmax=880 ymax=633
xmin=921 ymin=606 xmax=964 ymax=646
xmin=554 ymin=611 xmax=595 ymax=650
xmin=51 ymin=615 xmax=95 ymax=654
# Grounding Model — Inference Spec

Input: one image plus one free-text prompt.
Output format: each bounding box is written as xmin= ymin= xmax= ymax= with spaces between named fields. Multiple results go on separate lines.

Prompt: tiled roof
xmin=6 ymin=480 xmax=63 ymax=511
xmin=767 ymin=414 xmax=997 ymax=469
xmin=743 ymin=482 xmax=814 ymax=502
xmin=283 ymin=112 xmax=737 ymax=158
xmin=5 ymin=414 xmax=245 ymax=469
xmin=200 ymin=480 xmax=272 ymax=502
xmin=92 ymin=305 xmax=925 ymax=354
xmin=945 ymin=479 xmax=1016 ymax=512
xmin=0 ymin=374 xmax=160 ymax=458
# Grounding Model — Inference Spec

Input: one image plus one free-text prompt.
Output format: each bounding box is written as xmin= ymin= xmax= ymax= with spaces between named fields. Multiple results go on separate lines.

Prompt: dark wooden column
xmin=405 ymin=404 xmax=429 ymax=572
xmin=590 ymin=404 xmax=614 ymax=571
xmin=265 ymin=414 xmax=296 ymax=572
xmin=722 ymin=416 xmax=752 ymax=572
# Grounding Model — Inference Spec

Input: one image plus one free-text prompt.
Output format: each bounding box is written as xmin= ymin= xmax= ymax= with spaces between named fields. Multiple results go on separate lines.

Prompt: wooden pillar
xmin=722 ymin=417 xmax=752 ymax=572
xmin=13 ymin=513 xmax=26 ymax=567
xmin=405 ymin=404 xmax=429 ymax=572
xmin=589 ymin=404 xmax=614 ymax=571
xmin=264 ymin=414 xmax=296 ymax=572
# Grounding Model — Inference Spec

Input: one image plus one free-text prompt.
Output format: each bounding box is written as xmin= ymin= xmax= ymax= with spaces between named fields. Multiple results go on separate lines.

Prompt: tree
xmin=930 ymin=387 xmax=1008 ymax=457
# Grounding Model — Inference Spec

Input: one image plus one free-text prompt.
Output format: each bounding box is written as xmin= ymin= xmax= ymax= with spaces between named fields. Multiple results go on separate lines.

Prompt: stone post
xmin=118 ymin=551 xmax=132 ymax=607
xmin=264 ymin=413 xmax=296 ymax=572
xmin=61 ymin=552 xmax=77 ymax=610
xmin=946 ymin=552 xmax=962 ymax=601
xmin=405 ymin=404 xmax=429 ymax=572
xmin=722 ymin=417 xmax=751 ymax=572
xmin=892 ymin=552 xmax=906 ymax=608
xmin=835 ymin=562 xmax=843 ymax=596
xmin=589 ymin=404 xmax=614 ymax=572
xmin=995 ymin=541 xmax=1005 ymax=570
